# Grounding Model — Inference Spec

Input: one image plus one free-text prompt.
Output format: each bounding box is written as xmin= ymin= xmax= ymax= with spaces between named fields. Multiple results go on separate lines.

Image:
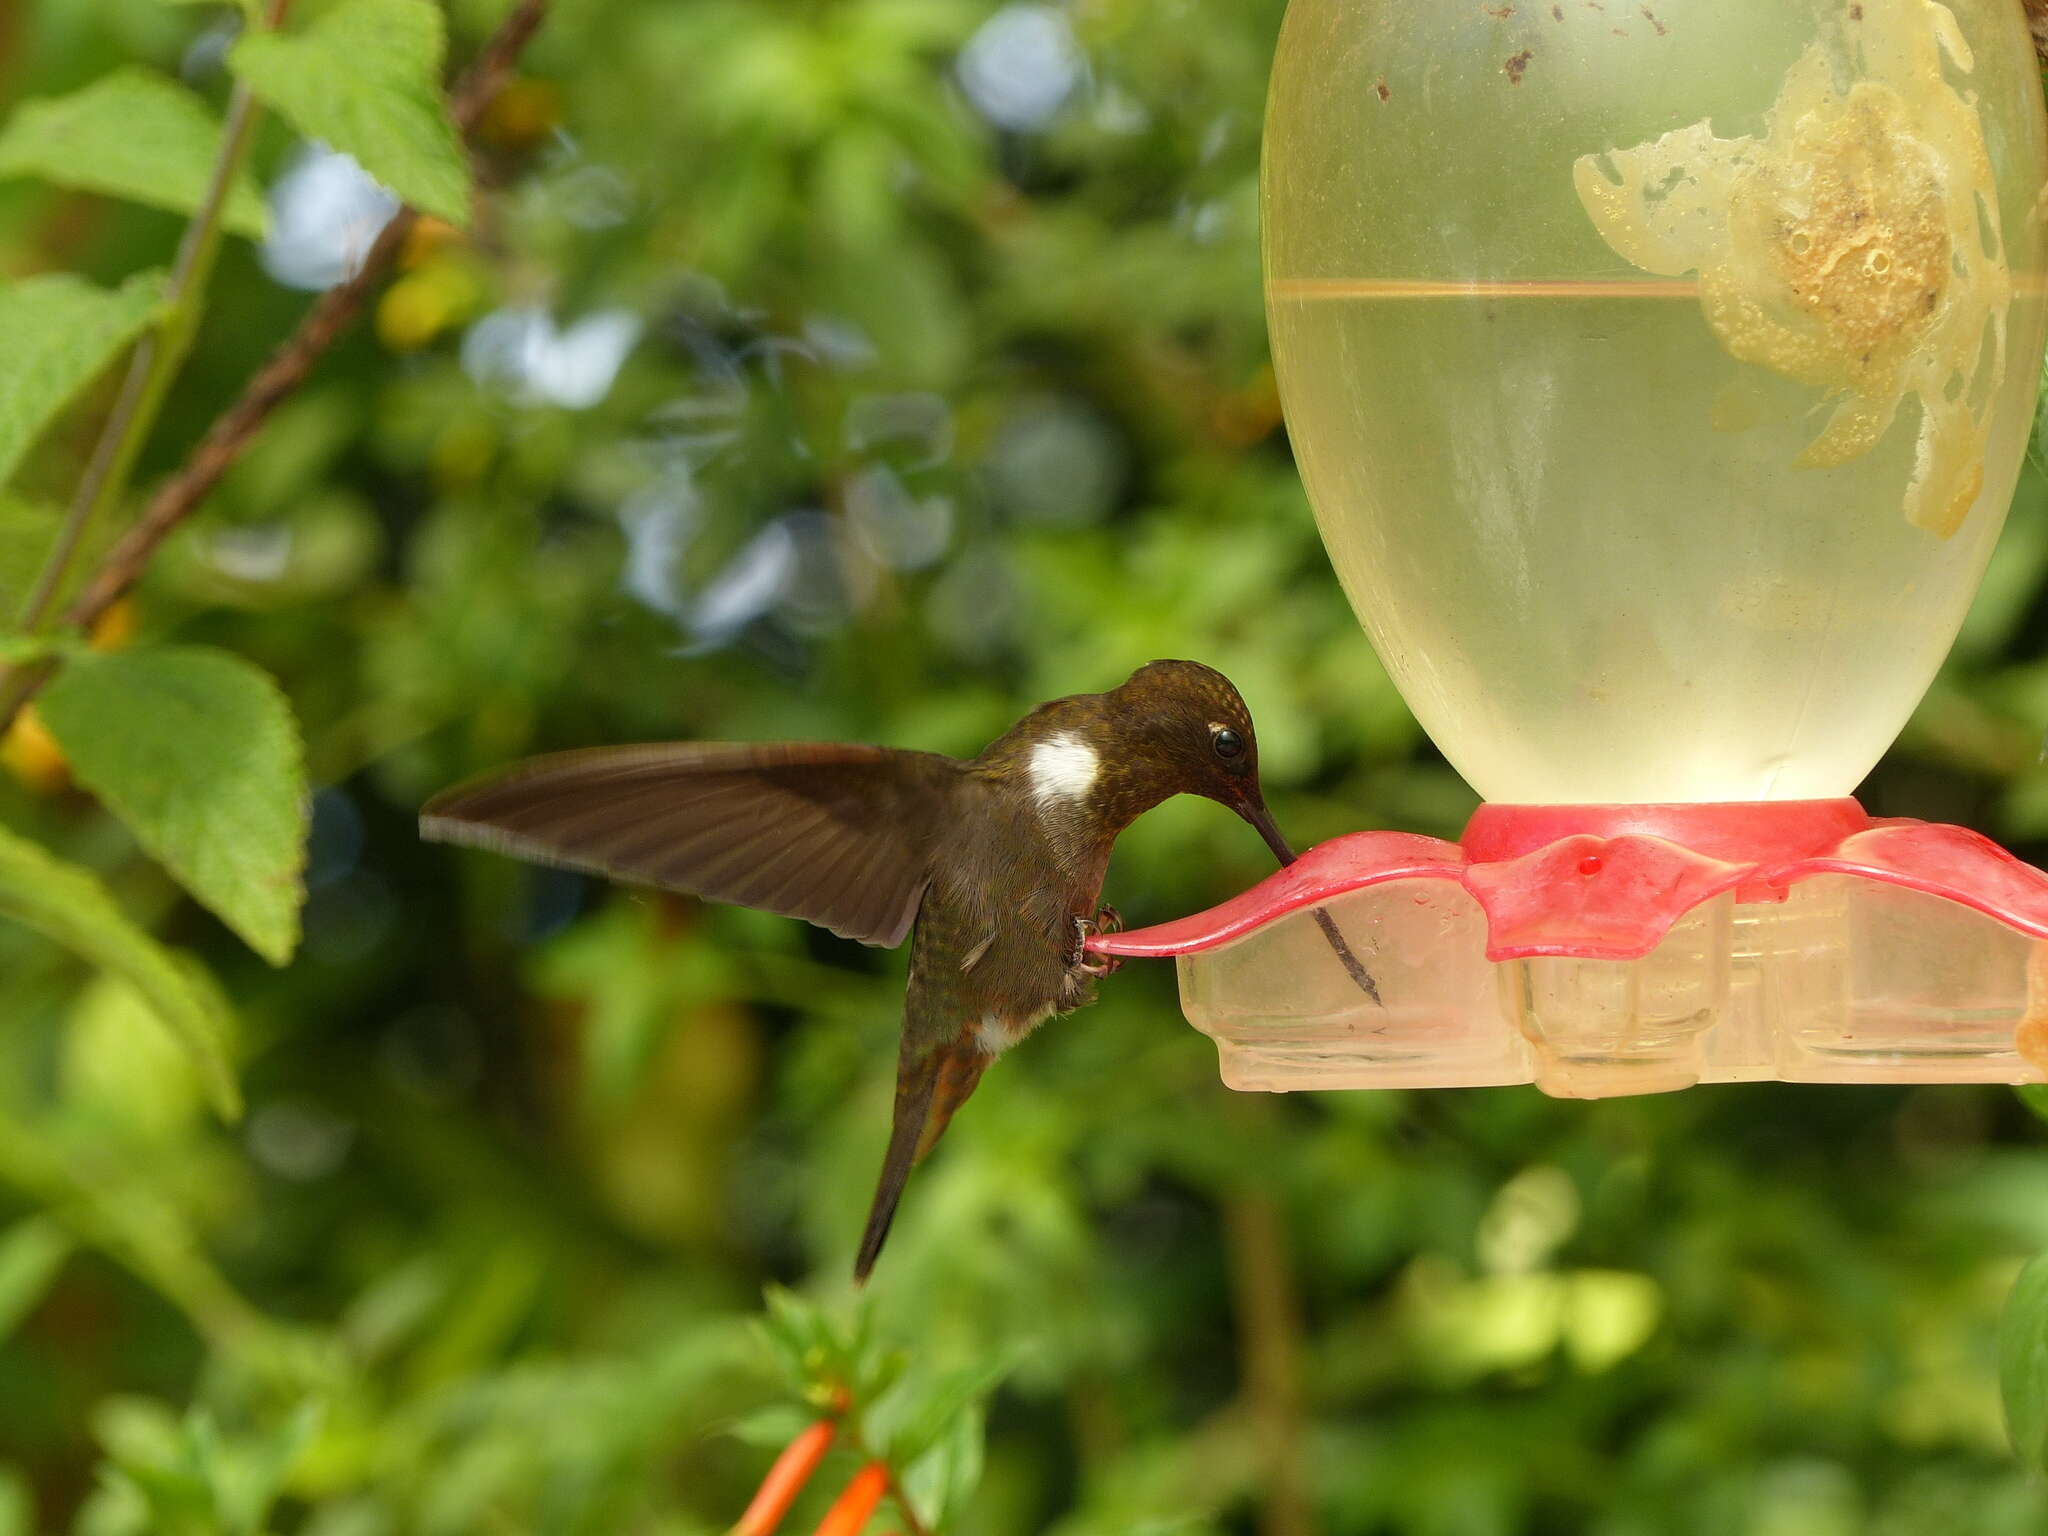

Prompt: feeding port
xmin=1100 ymin=802 xmax=2048 ymax=1098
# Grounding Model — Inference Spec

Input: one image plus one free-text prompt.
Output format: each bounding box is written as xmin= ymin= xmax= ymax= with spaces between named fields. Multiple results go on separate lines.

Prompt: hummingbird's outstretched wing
xmin=420 ymin=743 xmax=958 ymax=948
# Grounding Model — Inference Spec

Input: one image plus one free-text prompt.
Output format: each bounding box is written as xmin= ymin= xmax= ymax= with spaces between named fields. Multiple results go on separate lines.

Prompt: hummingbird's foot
xmin=1072 ymin=914 xmax=1124 ymax=977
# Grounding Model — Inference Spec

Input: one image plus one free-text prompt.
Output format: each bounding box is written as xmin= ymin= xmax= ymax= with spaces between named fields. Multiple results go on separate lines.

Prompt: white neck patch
xmin=1029 ymin=733 xmax=1099 ymax=809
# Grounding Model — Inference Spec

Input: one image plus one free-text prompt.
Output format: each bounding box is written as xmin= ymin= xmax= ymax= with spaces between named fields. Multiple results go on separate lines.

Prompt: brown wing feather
xmin=419 ymin=742 xmax=960 ymax=948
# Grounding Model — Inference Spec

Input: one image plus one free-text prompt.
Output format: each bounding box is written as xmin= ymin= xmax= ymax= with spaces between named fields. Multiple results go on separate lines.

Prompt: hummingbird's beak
xmin=1239 ymin=789 xmax=1382 ymax=1004
xmin=1238 ymin=793 xmax=1298 ymax=867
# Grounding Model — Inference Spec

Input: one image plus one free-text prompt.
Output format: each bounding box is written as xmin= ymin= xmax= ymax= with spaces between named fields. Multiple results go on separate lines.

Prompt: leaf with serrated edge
xmin=229 ymin=0 xmax=470 ymax=227
xmin=40 ymin=647 xmax=309 ymax=966
xmin=0 ymin=272 xmax=166 ymax=491
xmin=0 ymin=821 xmax=240 ymax=1116
xmin=0 ymin=69 xmax=267 ymax=237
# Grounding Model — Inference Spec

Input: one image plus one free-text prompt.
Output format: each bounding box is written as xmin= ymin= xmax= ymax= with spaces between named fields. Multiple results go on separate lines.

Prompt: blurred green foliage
xmin=5 ymin=0 xmax=2048 ymax=1531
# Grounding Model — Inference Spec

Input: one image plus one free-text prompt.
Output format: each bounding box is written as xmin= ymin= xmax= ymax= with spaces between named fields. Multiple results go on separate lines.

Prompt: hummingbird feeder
xmin=1090 ymin=0 xmax=2048 ymax=1098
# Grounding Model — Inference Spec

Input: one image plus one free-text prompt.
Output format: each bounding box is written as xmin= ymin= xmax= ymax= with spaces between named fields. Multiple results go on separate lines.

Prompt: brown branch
xmin=1222 ymin=1188 xmax=1312 ymax=1536
xmin=20 ymin=0 xmax=291 ymax=633
xmin=64 ymin=0 xmax=546 ymax=634
xmin=58 ymin=207 xmax=415 ymax=634
xmin=0 ymin=0 xmax=548 ymax=733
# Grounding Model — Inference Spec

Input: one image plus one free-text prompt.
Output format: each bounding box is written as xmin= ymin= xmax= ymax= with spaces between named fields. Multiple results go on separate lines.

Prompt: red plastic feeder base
xmin=1090 ymin=801 xmax=2048 ymax=1098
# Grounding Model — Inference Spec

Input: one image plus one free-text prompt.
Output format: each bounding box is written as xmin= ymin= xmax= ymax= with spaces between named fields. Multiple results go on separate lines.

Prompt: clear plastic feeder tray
xmin=1094 ymin=803 xmax=2048 ymax=1099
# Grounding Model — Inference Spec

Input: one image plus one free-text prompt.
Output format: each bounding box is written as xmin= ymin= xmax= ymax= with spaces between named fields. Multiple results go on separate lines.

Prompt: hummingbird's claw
xmin=1072 ymin=914 xmax=1124 ymax=978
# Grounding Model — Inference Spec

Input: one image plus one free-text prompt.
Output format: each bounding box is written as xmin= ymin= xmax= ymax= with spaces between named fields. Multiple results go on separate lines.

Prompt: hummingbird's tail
xmin=854 ymin=1037 xmax=989 ymax=1284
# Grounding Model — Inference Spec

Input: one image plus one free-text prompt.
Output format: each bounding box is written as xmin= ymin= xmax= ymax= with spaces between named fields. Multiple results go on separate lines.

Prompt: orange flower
xmin=810 ymin=1462 xmax=889 ymax=1536
xmin=731 ymin=1420 xmax=837 ymax=1536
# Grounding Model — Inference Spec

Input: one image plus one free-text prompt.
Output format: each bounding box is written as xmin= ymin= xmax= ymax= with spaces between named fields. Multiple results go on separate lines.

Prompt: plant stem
xmin=1223 ymin=1187 xmax=1311 ymax=1536
xmin=14 ymin=0 xmax=287 ymax=636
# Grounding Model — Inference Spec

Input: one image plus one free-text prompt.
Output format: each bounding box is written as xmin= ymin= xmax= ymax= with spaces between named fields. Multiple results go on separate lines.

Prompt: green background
xmin=6 ymin=0 xmax=2048 ymax=1530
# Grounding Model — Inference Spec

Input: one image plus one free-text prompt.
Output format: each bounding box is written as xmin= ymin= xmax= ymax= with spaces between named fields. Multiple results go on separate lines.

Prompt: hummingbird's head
xmin=1102 ymin=659 xmax=1298 ymax=866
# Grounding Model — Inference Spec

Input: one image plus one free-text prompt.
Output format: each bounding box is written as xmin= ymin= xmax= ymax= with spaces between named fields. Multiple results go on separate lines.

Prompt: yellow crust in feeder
xmin=1575 ymin=0 xmax=2010 ymax=536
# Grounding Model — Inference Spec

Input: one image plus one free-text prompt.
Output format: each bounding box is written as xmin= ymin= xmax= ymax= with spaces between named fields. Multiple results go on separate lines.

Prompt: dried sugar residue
xmin=1485 ymin=3 xmax=1516 ymax=16
xmin=1505 ymin=48 xmax=1534 ymax=83
xmin=1640 ymin=5 xmax=1666 ymax=33
xmin=1552 ymin=4 xmax=1564 ymax=17
xmin=1375 ymin=78 xmax=1392 ymax=101
xmin=1574 ymin=0 xmax=2010 ymax=537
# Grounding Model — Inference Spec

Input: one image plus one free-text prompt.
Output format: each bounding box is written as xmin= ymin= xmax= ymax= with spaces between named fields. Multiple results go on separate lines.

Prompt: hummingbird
xmin=420 ymin=659 xmax=1373 ymax=1281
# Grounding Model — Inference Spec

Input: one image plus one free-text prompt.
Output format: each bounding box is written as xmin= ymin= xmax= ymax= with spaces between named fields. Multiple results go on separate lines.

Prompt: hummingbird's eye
xmin=1212 ymin=727 xmax=1246 ymax=762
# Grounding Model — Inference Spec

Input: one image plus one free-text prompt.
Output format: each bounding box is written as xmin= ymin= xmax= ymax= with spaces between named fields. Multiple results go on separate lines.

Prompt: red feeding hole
xmin=1577 ymin=855 xmax=1605 ymax=876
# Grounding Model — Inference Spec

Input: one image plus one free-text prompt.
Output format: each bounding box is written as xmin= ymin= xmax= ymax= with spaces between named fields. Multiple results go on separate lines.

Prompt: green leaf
xmin=0 ymin=495 xmax=125 ymax=629
xmin=755 ymin=1283 xmax=836 ymax=1390
xmin=0 ymin=69 xmax=268 ymax=238
xmin=63 ymin=973 xmax=207 ymax=1141
xmin=229 ymin=0 xmax=470 ymax=227
xmin=0 ymin=634 xmax=82 ymax=666
xmin=878 ymin=1356 xmax=1009 ymax=1467
xmin=724 ymin=1404 xmax=816 ymax=1450
xmin=40 ymin=647 xmax=309 ymax=966
xmin=2018 ymin=1084 xmax=2048 ymax=1130
xmin=0 ymin=1468 xmax=29 ymax=1536
xmin=0 ymin=271 xmax=166 ymax=492
xmin=0 ymin=820 xmax=239 ymax=1116
xmin=0 ymin=496 xmax=58 ymax=623
xmin=901 ymin=1400 xmax=987 ymax=1532
xmin=2003 ymin=1252 xmax=2048 ymax=1471
xmin=0 ymin=1218 xmax=71 ymax=1346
